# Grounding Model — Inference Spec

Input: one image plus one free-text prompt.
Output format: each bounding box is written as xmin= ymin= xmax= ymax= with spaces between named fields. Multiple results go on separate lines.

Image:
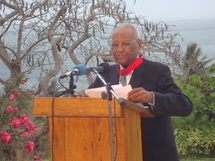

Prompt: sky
xmin=125 ymin=0 xmax=215 ymax=21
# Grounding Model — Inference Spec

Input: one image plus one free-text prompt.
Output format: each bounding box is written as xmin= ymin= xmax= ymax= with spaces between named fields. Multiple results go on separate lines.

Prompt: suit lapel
xmin=108 ymin=64 xmax=119 ymax=85
xmin=129 ymin=61 xmax=145 ymax=88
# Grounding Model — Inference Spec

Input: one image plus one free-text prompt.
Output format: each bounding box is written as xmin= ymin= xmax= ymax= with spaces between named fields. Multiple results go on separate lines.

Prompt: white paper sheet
xmin=85 ymin=84 xmax=132 ymax=99
xmin=85 ymin=84 xmax=149 ymax=109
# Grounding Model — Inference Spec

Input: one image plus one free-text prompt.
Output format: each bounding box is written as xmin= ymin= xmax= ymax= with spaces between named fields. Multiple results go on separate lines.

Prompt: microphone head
xmin=73 ymin=64 xmax=86 ymax=76
xmin=99 ymin=63 xmax=110 ymax=73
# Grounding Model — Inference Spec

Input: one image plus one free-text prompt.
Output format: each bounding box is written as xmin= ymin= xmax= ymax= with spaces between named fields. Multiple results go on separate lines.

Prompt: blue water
xmin=179 ymin=29 xmax=215 ymax=60
xmin=167 ymin=18 xmax=215 ymax=60
xmin=1 ymin=19 xmax=215 ymax=93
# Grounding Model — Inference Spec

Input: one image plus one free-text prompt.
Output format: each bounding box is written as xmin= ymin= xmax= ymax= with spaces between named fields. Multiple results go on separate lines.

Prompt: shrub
xmin=173 ymin=66 xmax=215 ymax=157
xmin=174 ymin=125 xmax=215 ymax=157
xmin=0 ymin=74 xmax=42 ymax=161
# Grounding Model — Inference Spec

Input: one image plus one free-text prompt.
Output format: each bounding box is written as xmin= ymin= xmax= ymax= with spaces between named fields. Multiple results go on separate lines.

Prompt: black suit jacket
xmin=89 ymin=58 xmax=193 ymax=161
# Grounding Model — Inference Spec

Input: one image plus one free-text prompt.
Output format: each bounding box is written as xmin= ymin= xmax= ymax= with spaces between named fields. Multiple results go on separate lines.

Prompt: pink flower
xmin=34 ymin=156 xmax=38 ymax=159
xmin=34 ymin=156 xmax=43 ymax=161
xmin=20 ymin=114 xmax=28 ymax=125
xmin=11 ymin=117 xmax=21 ymax=129
xmin=6 ymin=106 xmax=13 ymax=112
xmin=28 ymin=121 xmax=34 ymax=128
xmin=13 ymin=107 xmax=19 ymax=113
xmin=29 ymin=129 xmax=36 ymax=134
xmin=1 ymin=132 xmax=11 ymax=144
xmin=11 ymin=90 xmax=19 ymax=97
xmin=19 ymin=114 xmax=27 ymax=119
xmin=25 ymin=121 xmax=35 ymax=134
xmin=24 ymin=141 xmax=34 ymax=153
xmin=20 ymin=80 xmax=26 ymax=84
xmin=9 ymin=94 xmax=16 ymax=100
xmin=22 ymin=132 xmax=29 ymax=138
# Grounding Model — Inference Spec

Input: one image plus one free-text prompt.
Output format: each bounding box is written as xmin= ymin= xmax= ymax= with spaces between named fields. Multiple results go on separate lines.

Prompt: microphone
xmin=85 ymin=63 xmax=110 ymax=73
xmin=59 ymin=64 xmax=86 ymax=79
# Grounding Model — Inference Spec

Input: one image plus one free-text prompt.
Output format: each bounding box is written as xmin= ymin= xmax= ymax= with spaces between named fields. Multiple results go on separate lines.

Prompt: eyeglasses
xmin=110 ymin=40 xmax=137 ymax=49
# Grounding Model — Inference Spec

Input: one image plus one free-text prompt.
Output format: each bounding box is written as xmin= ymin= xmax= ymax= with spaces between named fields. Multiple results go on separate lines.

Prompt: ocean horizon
xmin=1 ymin=18 xmax=215 ymax=93
xmin=166 ymin=18 xmax=215 ymax=60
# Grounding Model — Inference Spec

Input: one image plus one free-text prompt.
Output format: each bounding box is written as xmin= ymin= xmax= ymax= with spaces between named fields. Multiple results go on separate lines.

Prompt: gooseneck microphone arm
xmin=69 ymin=74 xmax=77 ymax=97
xmin=56 ymin=64 xmax=87 ymax=97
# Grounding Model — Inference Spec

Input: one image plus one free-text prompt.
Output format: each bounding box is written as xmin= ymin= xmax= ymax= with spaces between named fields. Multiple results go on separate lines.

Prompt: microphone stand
xmin=56 ymin=75 xmax=77 ymax=98
xmin=69 ymin=74 xmax=76 ymax=97
xmin=91 ymin=69 xmax=125 ymax=161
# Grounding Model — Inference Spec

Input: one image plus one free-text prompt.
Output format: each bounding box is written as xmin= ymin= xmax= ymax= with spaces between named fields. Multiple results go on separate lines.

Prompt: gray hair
xmin=114 ymin=23 xmax=140 ymax=39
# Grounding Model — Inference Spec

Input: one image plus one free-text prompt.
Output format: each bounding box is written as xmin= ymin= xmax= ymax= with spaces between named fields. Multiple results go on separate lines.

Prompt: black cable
xmin=50 ymin=77 xmax=72 ymax=161
xmin=51 ymin=94 xmax=56 ymax=161
xmin=59 ymin=78 xmax=69 ymax=90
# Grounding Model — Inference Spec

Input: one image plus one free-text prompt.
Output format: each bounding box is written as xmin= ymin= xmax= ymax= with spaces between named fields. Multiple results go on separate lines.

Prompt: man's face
xmin=111 ymin=27 xmax=142 ymax=67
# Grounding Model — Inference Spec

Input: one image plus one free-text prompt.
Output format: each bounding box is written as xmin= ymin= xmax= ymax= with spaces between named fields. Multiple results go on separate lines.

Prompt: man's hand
xmin=127 ymin=87 xmax=153 ymax=103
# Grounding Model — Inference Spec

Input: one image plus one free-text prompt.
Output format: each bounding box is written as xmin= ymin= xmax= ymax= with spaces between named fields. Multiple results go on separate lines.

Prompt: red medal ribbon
xmin=117 ymin=57 xmax=143 ymax=76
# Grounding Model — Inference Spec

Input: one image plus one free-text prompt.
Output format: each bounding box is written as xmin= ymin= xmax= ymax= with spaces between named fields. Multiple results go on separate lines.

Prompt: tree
xmin=0 ymin=0 xmax=183 ymax=160
xmin=182 ymin=43 xmax=215 ymax=78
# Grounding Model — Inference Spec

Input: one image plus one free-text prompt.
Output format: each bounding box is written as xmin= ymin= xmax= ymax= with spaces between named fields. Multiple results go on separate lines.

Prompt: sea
xmin=0 ymin=18 xmax=215 ymax=93
xmin=166 ymin=18 xmax=215 ymax=60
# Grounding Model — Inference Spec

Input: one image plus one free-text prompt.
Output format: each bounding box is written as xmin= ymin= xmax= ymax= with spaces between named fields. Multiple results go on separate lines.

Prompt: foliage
xmin=0 ymin=74 xmax=42 ymax=161
xmin=172 ymin=43 xmax=215 ymax=79
xmin=175 ymin=125 xmax=215 ymax=157
xmin=183 ymin=43 xmax=214 ymax=75
xmin=181 ymin=157 xmax=215 ymax=161
xmin=34 ymin=134 xmax=50 ymax=160
xmin=173 ymin=63 xmax=215 ymax=157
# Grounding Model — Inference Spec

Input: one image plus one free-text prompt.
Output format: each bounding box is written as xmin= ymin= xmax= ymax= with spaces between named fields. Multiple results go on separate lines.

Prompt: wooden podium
xmin=32 ymin=97 xmax=154 ymax=161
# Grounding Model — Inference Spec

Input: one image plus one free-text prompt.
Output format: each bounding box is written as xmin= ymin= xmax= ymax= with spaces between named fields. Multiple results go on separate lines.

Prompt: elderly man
xmin=86 ymin=24 xmax=193 ymax=161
